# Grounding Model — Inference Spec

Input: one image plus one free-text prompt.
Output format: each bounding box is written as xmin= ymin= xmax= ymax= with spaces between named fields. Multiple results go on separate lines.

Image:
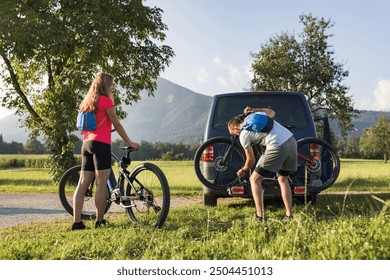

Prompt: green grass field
xmin=1 ymin=159 xmax=389 ymax=194
xmin=329 ymin=159 xmax=390 ymax=192
xmin=0 ymin=159 xmax=389 ymax=259
xmin=0 ymin=161 xmax=201 ymax=195
xmin=0 ymin=193 xmax=389 ymax=260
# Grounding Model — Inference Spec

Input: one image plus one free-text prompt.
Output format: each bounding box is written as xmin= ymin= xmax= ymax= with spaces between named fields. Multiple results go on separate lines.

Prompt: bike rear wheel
xmin=125 ymin=163 xmax=170 ymax=228
xmin=58 ymin=165 xmax=111 ymax=220
xmin=194 ymin=136 xmax=246 ymax=190
xmin=296 ymin=137 xmax=340 ymax=193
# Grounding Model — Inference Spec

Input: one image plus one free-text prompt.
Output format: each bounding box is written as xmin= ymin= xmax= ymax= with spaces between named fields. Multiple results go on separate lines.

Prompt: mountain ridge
xmin=0 ymin=78 xmax=213 ymax=144
xmin=0 ymin=78 xmax=390 ymax=143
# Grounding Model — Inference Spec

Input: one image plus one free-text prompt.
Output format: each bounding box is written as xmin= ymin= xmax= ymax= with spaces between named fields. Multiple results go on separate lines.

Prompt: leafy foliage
xmin=250 ymin=14 xmax=356 ymax=136
xmin=359 ymin=115 xmax=390 ymax=161
xmin=111 ymin=140 xmax=200 ymax=161
xmin=0 ymin=135 xmax=24 ymax=154
xmin=0 ymin=0 xmax=174 ymax=181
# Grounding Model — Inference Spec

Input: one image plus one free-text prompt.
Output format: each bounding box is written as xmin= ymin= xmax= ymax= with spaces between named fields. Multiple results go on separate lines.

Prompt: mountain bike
xmin=194 ymin=136 xmax=340 ymax=202
xmin=59 ymin=147 xmax=170 ymax=228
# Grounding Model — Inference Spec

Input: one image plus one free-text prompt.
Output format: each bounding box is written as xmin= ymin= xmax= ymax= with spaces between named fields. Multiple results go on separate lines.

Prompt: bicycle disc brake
xmin=136 ymin=188 xmax=160 ymax=213
xmin=214 ymin=156 xmax=229 ymax=172
xmin=307 ymin=158 xmax=321 ymax=173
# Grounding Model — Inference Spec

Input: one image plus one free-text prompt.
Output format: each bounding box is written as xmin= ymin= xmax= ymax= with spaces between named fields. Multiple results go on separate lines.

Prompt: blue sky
xmin=0 ymin=0 xmax=389 ymax=119
xmin=145 ymin=0 xmax=390 ymax=110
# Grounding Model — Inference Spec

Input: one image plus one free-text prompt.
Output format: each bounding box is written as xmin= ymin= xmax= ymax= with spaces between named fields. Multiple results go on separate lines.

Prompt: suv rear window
xmin=212 ymin=94 xmax=309 ymax=130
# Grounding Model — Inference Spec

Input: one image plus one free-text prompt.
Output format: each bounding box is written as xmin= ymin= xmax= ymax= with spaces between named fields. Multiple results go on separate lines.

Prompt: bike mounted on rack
xmin=194 ymin=135 xmax=340 ymax=204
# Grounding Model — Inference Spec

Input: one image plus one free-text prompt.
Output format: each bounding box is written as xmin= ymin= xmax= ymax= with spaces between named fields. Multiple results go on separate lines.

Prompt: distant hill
xmin=331 ymin=110 xmax=390 ymax=136
xmin=0 ymin=78 xmax=213 ymax=144
xmin=1 ymin=79 xmax=390 ymax=144
xmin=119 ymin=78 xmax=212 ymax=143
xmin=0 ymin=114 xmax=30 ymax=143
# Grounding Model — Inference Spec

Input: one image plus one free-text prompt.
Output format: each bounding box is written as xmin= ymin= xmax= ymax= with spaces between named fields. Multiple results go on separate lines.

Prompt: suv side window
xmin=212 ymin=95 xmax=309 ymax=131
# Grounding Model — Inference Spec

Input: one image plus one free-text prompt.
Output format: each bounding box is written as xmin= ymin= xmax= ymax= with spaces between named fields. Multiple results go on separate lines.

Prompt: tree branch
xmin=0 ymin=48 xmax=42 ymax=122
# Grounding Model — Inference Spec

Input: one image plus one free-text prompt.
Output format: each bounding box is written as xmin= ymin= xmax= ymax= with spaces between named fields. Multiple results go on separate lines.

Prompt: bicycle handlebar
xmin=111 ymin=128 xmax=138 ymax=153
xmin=122 ymin=147 xmax=138 ymax=152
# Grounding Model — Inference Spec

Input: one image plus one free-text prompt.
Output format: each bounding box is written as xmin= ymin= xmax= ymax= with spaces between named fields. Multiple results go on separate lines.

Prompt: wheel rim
xmin=126 ymin=165 xmax=169 ymax=228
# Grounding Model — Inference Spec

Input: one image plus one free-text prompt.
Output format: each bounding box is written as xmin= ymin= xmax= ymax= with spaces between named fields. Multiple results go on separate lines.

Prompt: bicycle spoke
xmin=125 ymin=163 xmax=170 ymax=228
xmin=58 ymin=165 xmax=111 ymax=220
xmin=194 ymin=137 xmax=245 ymax=190
xmin=295 ymin=137 xmax=340 ymax=193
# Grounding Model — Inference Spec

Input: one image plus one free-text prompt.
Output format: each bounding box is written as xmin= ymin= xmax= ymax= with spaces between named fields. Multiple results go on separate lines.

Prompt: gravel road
xmin=0 ymin=193 xmax=203 ymax=229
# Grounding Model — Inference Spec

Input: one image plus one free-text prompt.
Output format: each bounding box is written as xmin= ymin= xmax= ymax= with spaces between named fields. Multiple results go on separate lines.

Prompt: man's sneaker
xmin=71 ymin=221 xmax=86 ymax=230
xmin=282 ymin=215 xmax=293 ymax=221
xmin=95 ymin=219 xmax=109 ymax=228
xmin=255 ymin=214 xmax=264 ymax=222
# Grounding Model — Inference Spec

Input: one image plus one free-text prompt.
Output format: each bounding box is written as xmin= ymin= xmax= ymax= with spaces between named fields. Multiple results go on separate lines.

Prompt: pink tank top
xmin=82 ymin=96 xmax=114 ymax=144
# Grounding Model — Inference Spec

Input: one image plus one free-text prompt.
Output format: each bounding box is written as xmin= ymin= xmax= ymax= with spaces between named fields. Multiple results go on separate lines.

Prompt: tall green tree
xmin=250 ymin=14 xmax=356 ymax=136
xmin=359 ymin=115 xmax=390 ymax=162
xmin=337 ymin=135 xmax=361 ymax=159
xmin=0 ymin=0 xmax=174 ymax=181
xmin=24 ymin=136 xmax=46 ymax=154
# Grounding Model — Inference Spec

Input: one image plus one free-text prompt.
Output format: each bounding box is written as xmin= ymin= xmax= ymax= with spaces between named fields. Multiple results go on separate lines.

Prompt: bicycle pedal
xmin=110 ymin=189 xmax=122 ymax=204
xmin=120 ymin=202 xmax=135 ymax=209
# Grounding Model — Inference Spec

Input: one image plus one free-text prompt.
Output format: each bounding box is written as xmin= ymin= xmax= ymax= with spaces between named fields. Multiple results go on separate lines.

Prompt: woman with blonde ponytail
xmin=72 ymin=73 xmax=139 ymax=230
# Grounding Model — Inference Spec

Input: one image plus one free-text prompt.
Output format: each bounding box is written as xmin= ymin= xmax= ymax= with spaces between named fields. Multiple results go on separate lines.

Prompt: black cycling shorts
xmin=254 ymin=167 xmax=290 ymax=177
xmin=81 ymin=141 xmax=111 ymax=171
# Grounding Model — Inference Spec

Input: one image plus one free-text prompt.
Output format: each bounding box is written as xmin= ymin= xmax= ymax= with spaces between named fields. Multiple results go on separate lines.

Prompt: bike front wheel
xmin=125 ymin=163 xmax=170 ymax=228
xmin=296 ymin=137 xmax=340 ymax=193
xmin=58 ymin=165 xmax=111 ymax=220
xmin=194 ymin=136 xmax=246 ymax=190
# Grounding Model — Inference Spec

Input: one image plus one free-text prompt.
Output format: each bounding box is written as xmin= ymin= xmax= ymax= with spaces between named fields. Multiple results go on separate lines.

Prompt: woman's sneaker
xmin=71 ymin=221 xmax=86 ymax=230
xmin=95 ymin=219 xmax=109 ymax=228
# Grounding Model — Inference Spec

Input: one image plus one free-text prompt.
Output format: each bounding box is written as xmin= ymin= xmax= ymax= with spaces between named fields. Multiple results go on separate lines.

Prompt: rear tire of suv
xmin=295 ymin=193 xmax=317 ymax=205
xmin=204 ymin=194 xmax=218 ymax=207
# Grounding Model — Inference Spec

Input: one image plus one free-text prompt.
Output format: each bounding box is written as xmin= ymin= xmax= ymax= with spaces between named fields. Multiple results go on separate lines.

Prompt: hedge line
xmin=0 ymin=155 xmax=81 ymax=169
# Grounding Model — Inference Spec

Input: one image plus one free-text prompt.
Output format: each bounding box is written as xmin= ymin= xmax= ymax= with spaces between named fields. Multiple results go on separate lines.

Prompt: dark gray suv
xmin=194 ymin=91 xmax=339 ymax=206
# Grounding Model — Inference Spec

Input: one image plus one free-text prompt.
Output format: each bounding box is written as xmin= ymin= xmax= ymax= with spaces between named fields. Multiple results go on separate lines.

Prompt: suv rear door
xmin=205 ymin=92 xmax=317 ymax=141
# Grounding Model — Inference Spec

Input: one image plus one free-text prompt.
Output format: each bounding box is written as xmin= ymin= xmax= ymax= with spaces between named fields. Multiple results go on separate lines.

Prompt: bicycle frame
xmin=107 ymin=150 xmax=139 ymax=207
xmin=107 ymin=149 xmax=159 ymax=212
xmin=250 ymin=138 xmax=321 ymax=174
xmin=222 ymin=136 xmax=328 ymax=191
xmin=107 ymin=152 xmax=120 ymax=192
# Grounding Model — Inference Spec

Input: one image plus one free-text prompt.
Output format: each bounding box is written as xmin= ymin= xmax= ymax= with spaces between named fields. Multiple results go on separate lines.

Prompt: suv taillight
xmin=310 ymin=143 xmax=320 ymax=160
xmin=202 ymin=145 xmax=214 ymax=162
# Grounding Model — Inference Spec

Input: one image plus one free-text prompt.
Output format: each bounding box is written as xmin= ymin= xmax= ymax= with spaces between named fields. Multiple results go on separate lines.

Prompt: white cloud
xmin=212 ymin=54 xmax=248 ymax=89
xmin=245 ymin=62 xmax=253 ymax=80
xmin=372 ymin=80 xmax=390 ymax=111
xmin=216 ymin=76 xmax=228 ymax=87
xmin=212 ymin=55 xmax=222 ymax=67
xmin=188 ymin=55 xmax=252 ymax=94
xmin=359 ymin=80 xmax=390 ymax=111
xmin=192 ymin=66 xmax=208 ymax=83
xmin=213 ymin=54 xmax=240 ymax=80
xmin=228 ymin=64 xmax=240 ymax=81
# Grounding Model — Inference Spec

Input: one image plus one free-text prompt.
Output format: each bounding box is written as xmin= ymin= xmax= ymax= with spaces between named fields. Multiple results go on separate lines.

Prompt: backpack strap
xmin=96 ymin=115 xmax=107 ymax=129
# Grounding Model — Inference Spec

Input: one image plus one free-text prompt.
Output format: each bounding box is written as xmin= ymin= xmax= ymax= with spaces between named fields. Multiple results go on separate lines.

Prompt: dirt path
xmin=0 ymin=193 xmax=203 ymax=229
